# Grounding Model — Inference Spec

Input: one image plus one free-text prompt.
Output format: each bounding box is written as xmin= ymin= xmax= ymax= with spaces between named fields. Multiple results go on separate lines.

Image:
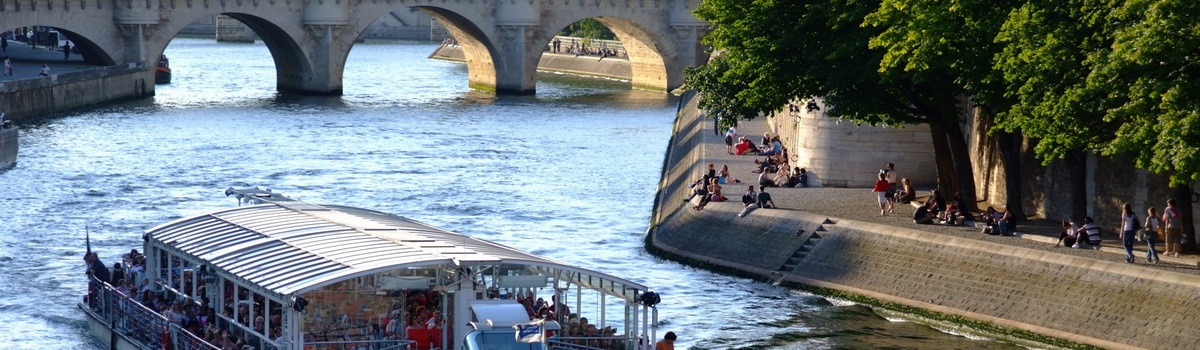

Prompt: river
xmin=0 ymin=38 xmax=1024 ymax=349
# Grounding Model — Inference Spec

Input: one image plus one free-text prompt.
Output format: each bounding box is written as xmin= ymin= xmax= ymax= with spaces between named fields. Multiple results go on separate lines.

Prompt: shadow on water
xmin=694 ymin=303 xmax=1028 ymax=350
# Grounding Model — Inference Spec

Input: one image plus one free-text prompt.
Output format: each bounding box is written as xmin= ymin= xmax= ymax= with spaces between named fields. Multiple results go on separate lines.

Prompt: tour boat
xmin=0 ymin=115 xmax=16 ymax=167
xmin=79 ymin=187 xmax=661 ymax=350
xmin=155 ymin=55 xmax=171 ymax=84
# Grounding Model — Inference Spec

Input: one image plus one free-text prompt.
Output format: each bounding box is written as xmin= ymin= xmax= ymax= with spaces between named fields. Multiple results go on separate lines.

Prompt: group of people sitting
xmin=688 ymin=129 xmax=812 ymax=212
xmin=911 ymin=189 xmax=971 ymax=226
xmin=1055 ymin=216 xmax=1103 ymax=249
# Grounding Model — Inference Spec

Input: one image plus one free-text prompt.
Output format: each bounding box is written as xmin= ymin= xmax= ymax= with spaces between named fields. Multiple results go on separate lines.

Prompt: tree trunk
xmin=1067 ymin=150 xmax=1088 ymax=222
xmin=944 ymin=121 xmax=979 ymax=213
xmin=927 ymin=124 xmax=958 ymax=199
xmin=997 ymin=130 xmax=1025 ymax=221
xmin=1171 ymin=185 xmax=1195 ymax=253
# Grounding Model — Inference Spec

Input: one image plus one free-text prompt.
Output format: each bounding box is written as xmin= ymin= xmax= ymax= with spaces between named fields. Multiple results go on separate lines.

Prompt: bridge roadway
xmin=0 ymin=0 xmax=709 ymax=95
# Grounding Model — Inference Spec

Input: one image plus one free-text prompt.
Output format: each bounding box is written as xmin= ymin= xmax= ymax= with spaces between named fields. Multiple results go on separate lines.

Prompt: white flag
xmin=513 ymin=319 xmax=545 ymax=343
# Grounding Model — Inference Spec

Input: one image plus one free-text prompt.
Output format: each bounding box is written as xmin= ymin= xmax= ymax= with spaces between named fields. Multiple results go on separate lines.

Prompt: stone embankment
xmin=429 ymin=44 xmax=631 ymax=81
xmin=647 ymin=92 xmax=1200 ymax=350
xmin=1 ymin=42 xmax=154 ymax=120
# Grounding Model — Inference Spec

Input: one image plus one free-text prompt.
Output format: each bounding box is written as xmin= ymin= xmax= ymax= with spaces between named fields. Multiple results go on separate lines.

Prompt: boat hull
xmin=155 ymin=68 xmax=171 ymax=84
xmin=79 ymin=303 xmax=154 ymax=350
xmin=0 ymin=125 xmax=16 ymax=166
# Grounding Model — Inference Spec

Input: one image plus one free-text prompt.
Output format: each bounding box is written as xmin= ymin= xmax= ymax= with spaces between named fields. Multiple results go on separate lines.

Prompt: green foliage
xmin=559 ymin=18 xmax=616 ymax=41
xmin=991 ymin=0 xmax=1200 ymax=185
xmin=1090 ymin=0 xmax=1200 ymax=185
xmin=992 ymin=0 xmax=1114 ymax=161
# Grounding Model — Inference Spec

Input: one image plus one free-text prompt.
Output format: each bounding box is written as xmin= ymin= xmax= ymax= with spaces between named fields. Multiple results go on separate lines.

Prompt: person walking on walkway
xmin=1120 ymin=203 xmax=1140 ymax=263
xmin=4 ymin=56 xmax=11 ymax=77
xmin=39 ymin=64 xmax=50 ymax=77
xmin=1162 ymin=199 xmax=1182 ymax=257
xmin=1 ymin=36 xmax=7 ymax=53
xmin=1144 ymin=207 xmax=1161 ymax=263
xmin=63 ymin=42 xmax=71 ymax=61
xmin=872 ymin=172 xmax=891 ymax=215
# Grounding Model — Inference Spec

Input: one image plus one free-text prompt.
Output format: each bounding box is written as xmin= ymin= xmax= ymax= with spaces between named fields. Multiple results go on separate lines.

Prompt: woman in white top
xmin=1144 ymin=207 xmax=1161 ymax=263
xmin=1119 ymin=203 xmax=1138 ymax=263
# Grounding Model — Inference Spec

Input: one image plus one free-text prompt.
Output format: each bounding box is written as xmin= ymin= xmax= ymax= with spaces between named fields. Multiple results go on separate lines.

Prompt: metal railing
xmin=547 ymin=336 xmax=636 ymax=350
xmin=83 ymin=276 xmax=219 ymax=350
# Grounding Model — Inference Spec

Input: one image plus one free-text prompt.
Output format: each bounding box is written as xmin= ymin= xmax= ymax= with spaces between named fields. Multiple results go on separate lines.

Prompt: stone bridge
xmin=0 ymin=0 xmax=709 ymax=95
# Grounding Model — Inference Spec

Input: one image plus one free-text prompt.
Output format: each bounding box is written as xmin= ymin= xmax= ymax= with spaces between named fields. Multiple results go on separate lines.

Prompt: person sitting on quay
xmin=718 ymin=164 xmax=740 ymax=184
xmin=1074 ymin=216 xmax=1103 ymax=249
xmin=39 ymin=64 xmax=50 ymax=77
xmin=740 ymin=185 xmax=757 ymax=208
xmin=756 ymin=186 xmax=776 ymax=209
xmin=771 ymin=166 xmax=791 ymax=187
xmin=896 ymin=177 xmax=915 ymax=204
xmin=708 ymin=177 xmax=727 ymax=202
xmin=913 ymin=200 xmax=935 ymax=225
xmin=1055 ymin=219 xmax=1079 ymax=247
xmin=757 ymin=171 xmax=776 ymax=188
xmin=787 ymin=167 xmax=809 ymax=188
xmin=753 ymin=154 xmax=780 ymax=174
xmin=735 ymin=137 xmax=761 ymax=155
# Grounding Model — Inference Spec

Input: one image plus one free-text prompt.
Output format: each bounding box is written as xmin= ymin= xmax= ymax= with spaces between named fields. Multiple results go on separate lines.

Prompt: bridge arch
xmin=145 ymin=10 xmax=313 ymax=94
xmin=412 ymin=6 xmax=500 ymax=93
xmin=0 ymin=20 xmax=121 ymax=65
xmin=535 ymin=15 xmax=673 ymax=92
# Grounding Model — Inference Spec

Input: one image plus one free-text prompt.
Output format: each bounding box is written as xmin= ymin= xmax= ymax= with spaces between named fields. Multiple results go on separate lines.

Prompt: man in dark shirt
xmin=756 ymin=186 xmax=776 ymax=209
xmin=85 ymin=252 xmax=111 ymax=284
xmin=913 ymin=201 xmax=934 ymax=224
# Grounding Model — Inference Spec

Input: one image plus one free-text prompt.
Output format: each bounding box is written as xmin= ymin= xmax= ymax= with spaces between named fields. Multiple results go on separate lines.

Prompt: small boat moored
xmin=80 ymin=187 xmax=661 ymax=350
xmin=155 ymin=55 xmax=171 ymax=84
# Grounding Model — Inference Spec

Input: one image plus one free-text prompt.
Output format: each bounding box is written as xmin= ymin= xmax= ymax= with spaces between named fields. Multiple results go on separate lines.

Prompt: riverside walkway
xmin=1 ymin=39 xmax=95 ymax=81
xmin=649 ymin=93 xmax=1200 ymax=350
xmin=671 ymin=97 xmax=1200 ymax=274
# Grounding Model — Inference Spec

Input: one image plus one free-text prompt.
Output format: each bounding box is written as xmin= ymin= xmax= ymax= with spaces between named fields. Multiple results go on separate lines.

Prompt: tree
xmin=1086 ymin=0 xmax=1200 ymax=249
xmin=991 ymin=0 xmax=1118 ymax=221
xmin=864 ymin=0 xmax=1022 ymax=214
xmin=685 ymin=0 xmax=981 ymax=208
xmin=559 ymin=18 xmax=616 ymax=42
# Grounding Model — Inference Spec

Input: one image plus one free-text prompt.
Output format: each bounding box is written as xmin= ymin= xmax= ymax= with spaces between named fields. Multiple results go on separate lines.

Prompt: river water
xmin=0 ymin=38 xmax=1024 ymax=349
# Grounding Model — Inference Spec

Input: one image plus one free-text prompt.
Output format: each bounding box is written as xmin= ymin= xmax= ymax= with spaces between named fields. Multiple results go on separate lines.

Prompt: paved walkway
xmin=1 ymin=38 xmax=96 ymax=81
xmin=691 ymin=109 xmax=1200 ymax=274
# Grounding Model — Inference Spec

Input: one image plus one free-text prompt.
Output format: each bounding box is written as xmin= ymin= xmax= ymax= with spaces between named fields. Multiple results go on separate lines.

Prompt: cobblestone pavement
xmin=694 ymin=111 xmax=1200 ymax=275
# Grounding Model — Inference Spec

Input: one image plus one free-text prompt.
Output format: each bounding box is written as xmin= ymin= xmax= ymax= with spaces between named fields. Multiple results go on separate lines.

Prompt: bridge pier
xmin=494 ymin=25 xmax=539 ymax=95
xmin=289 ymin=24 xmax=345 ymax=96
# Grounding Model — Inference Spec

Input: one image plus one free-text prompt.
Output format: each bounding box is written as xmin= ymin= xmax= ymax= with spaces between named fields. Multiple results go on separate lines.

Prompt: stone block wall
xmin=0 ymin=64 xmax=154 ymax=120
xmin=769 ymin=100 xmax=937 ymax=188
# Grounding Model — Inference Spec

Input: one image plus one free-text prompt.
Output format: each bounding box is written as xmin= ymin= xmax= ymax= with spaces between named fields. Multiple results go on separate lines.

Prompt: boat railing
xmin=547 ymin=336 xmax=641 ymax=350
xmin=305 ymin=338 xmax=414 ymax=350
xmin=83 ymin=276 xmax=220 ymax=350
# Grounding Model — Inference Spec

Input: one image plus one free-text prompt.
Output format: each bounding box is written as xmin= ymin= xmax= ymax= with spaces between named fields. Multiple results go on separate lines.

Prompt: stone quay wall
xmin=648 ymin=93 xmax=1200 ymax=350
xmin=0 ymin=64 xmax=155 ymax=120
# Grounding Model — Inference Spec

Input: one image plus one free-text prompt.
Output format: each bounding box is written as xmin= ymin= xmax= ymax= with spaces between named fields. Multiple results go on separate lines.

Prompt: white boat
xmin=80 ymin=187 xmax=661 ymax=350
